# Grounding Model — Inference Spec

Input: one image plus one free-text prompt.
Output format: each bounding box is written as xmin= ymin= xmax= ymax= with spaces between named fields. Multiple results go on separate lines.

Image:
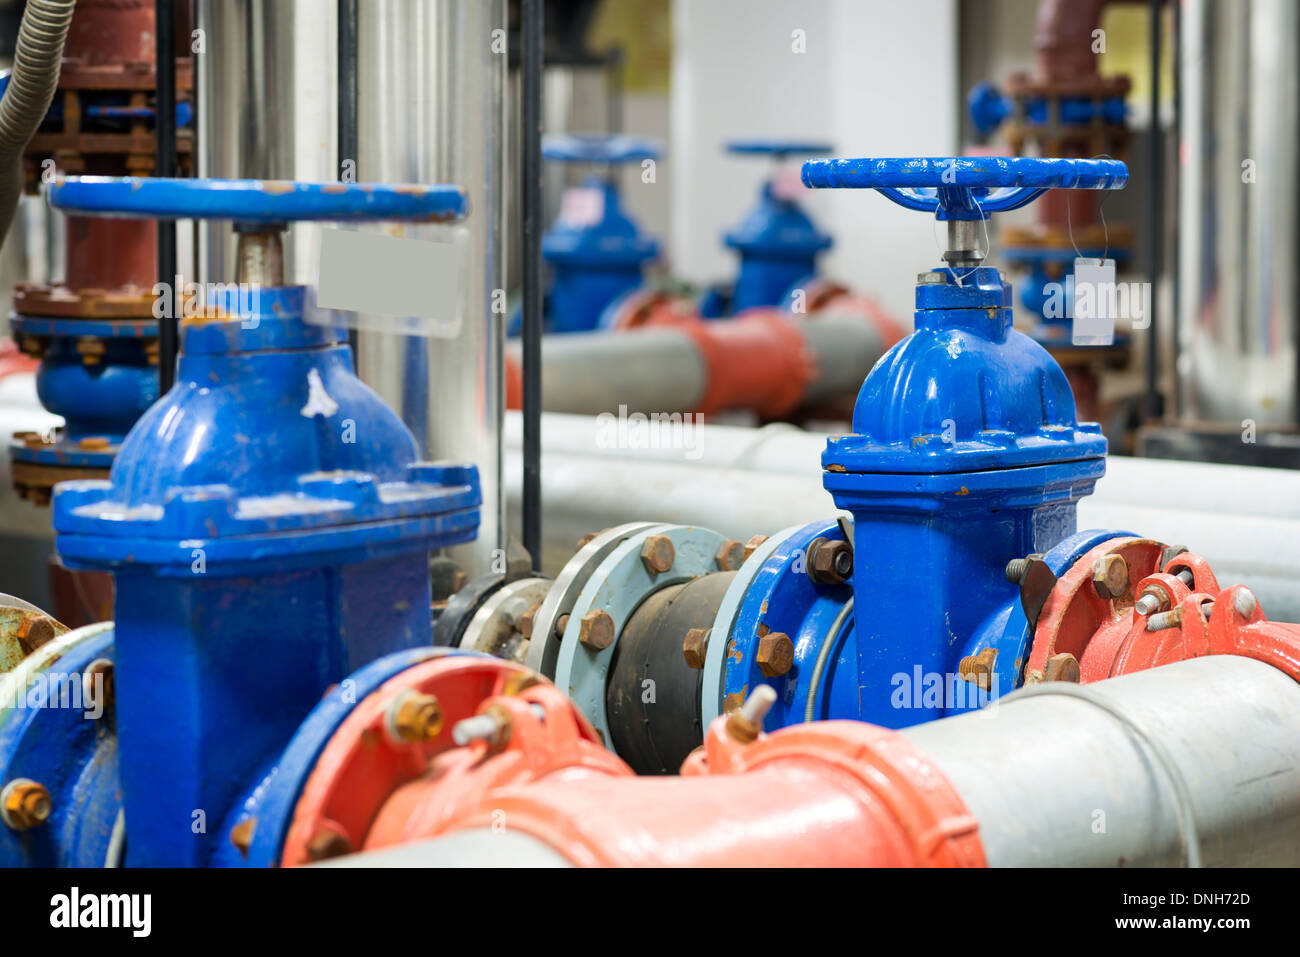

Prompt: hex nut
xmin=715 ymin=539 xmax=745 ymax=571
xmin=1091 ymin=554 xmax=1130 ymax=600
xmin=2 ymin=779 xmax=51 ymax=831
xmin=755 ymin=632 xmax=794 ymax=677
xmin=640 ymin=535 xmax=675 ymax=575
xmin=743 ymin=534 xmax=769 ymax=561
xmin=579 ymin=610 xmax=615 ymax=650
xmin=517 ymin=601 xmax=543 ymax=639
xmin=389 ymin=692 xmax=444 ymax=743
xmin=15 ymin=614 xmax=59 ymax=656
xmin=1043 ymin=652 xmax=1081 ymax=683
xmin=683 ymin=627 xmax=711 ymax=669
xmin=808 ymin=538 xmax=853 ymax=585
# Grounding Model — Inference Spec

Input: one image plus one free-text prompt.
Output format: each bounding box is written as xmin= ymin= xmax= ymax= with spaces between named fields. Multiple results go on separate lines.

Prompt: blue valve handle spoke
xmin=48 ymin=176 xmax=469 ymax=224
xmin=800 ymin=156 xmax=1127 ymax=220
xmin=542 ymin=133 xmax=661 ymax=164
xmin=726 ymin=139 xmax=834 ymax=158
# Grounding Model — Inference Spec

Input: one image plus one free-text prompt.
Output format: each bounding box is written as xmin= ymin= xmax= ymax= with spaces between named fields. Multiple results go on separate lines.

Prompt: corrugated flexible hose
xmin=0 ymin=0 xmax=76 ymax=251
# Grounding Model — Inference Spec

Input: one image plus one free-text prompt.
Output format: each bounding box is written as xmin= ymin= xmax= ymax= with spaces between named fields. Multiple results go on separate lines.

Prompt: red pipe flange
xmin=1028 ymin=538 xmax=1300 ymax=685
xmin=279 ymin=655 xmax=605 ymax=866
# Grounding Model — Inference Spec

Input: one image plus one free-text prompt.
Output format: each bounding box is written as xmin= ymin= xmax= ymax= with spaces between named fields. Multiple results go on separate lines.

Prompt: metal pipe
xmin=155 ymin=0 xmax=177 ymax=394
xmin=354 ymin=0 xmax=507 ymax=573
xmin=0 ymin=0 xmax=74 ymax=250
xmin=521 ymin=0 xmax=544 ymax=571
xmin=505 ymin=315 xmax=884 ymax=416
xmin=1145 ymin=0 xmax=1162 ymax=420
xmin=903 ymin=655 xmax=1300 ymax=866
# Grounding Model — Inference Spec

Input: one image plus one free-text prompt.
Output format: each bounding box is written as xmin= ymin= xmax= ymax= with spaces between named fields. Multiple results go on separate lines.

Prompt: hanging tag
xmin=1071 ymin=257 xmax=1116 ymax=346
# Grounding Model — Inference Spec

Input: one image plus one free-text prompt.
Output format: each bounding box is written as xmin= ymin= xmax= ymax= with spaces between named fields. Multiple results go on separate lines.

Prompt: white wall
xmin=670 ymin=0 xmax=958 ymax=324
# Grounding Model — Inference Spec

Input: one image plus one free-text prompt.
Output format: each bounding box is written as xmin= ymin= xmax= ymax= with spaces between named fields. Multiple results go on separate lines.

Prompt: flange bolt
xmin=2 ymin=779 xmax=51 ymax=831
xmin=726 ymin=685 xmax=778 ymax=743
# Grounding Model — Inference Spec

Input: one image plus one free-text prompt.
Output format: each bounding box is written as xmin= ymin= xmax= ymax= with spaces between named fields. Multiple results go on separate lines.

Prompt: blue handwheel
xmin=800 ymin=156 xmax=1127 ymax=220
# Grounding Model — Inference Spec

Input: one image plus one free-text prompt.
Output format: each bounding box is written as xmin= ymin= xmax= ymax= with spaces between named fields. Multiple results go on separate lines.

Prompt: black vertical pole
xmin=521 ymin=0 xmax=544 ymax=571
xmin=1146 ymin=0 xmax=1163 ymax=420
xmin=156 ymin=0 xmax=178 ymax=393
xmin=338 ymin=0 xmax=359 ymax=356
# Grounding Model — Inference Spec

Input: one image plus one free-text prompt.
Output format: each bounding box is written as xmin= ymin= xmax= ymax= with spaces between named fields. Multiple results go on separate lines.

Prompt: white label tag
xmin=1071 ymin=257 xmax=1117 ymax=346
xmin=313 ymin=225 xmax=467 ymax=338
xmin=558 ymin=186 xmax=605 ymax=227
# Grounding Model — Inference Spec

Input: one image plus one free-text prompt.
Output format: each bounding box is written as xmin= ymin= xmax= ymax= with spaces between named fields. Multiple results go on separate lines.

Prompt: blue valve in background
xmin=700 ymin=138 xmax=834 ymax=318
xmin=510 ymin=133 xmax=662 ymax=335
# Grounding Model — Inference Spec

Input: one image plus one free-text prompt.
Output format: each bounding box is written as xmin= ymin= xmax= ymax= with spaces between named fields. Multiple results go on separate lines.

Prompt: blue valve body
xmin=523 ymin=135 xmax=663 ymax=334
xmin=20 ymin=176 xmax=482 ymax=867
xmin=737 ymin=155 xmax=1127 ymax=729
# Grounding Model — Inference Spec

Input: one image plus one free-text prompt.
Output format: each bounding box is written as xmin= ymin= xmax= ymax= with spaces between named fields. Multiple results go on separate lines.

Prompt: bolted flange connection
xmin=579 ymin=610 xmax=616 ymax=650
xmin=683 ymin=627 xmax=711 ymax=669
xmin=1 ymin=779 xmax=52 ymax=831
xmin=806 ymin=537 xmax=852 ymax=585
xmin=640 ymin=535 xmax=676 ymax=575
xmin=385 ymin=691 xmax=444 ymax=744
xmin=756 ymin=632 xmax=795 ymax=677
xmin=1092 ymin=554 xmax=1130 ymax=600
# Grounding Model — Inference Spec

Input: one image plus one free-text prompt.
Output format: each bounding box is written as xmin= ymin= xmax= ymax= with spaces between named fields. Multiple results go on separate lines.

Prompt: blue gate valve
xmin=31 ymin=175 xmax=481 ymax=867
xmin=535 ymin=133 xmax=661 ymax=334
xmin=704 ymin=139 xmax=834 ymax=318
xmin=786 ymin=156 xmax=1127 ymax=726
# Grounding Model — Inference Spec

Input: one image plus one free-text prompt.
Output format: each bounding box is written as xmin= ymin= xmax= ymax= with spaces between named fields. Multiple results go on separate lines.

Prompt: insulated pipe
xmin=503 ymin=411 xmax=1300 ymax=522
xmin=329 ymin=655 xmax=1300 ymax=867
xmin=502 ymin=446 xmax=1300 ymax=622
xmin=902 ymin=655 xmax=1300 ymax=866
xmin=504 ymin=313 xmax=884 ymax=417
xmin=0 ymin=0 xmax=75 ymax=250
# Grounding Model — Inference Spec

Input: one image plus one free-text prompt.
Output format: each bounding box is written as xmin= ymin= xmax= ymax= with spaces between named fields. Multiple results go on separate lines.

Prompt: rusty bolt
xmin=2 ymin=779 xmax=51 ymax=831
xmin=305 ymin=822 xmax=352 ymax=861
xmin=387 ymin=691 xmax=444 ymax=743
xmin=715 ymin=539 xmax=745 ymax=571
xmin=640 ymin=534 xmax=675 ymax=575
xmin=1091 ymin=554 xmax=1130 ymax=600
xmin=1043 ymin=652 xmax=1081 ymax=683
xmin=516 ymin=601 xmax=543 ymax=639
xmin=683 ymin=627 xmax=711 ymax=669
xmin=555 ymin=613 xmax=571 ymax=637
xmin=808 ymin=538 xmax=853 ymax=585
xmin=78 ymin=436 xmax=111 ymax=452
xmin=726 ymin=685 xmax=777 ymax=743
xmin=16 ymin=614 xmax=59 ymax=656
xmin=451 ymin=569 xmax=469 ymax=593
xmin=229 ymin=817 xmax=257 ymax=857
xmin=958 ymin=647 xmax=998 ymax=691
xmin=756 ymin=632 xmax=794 ymax=677
xmin=743 ymin=534 xmax=769 ymax=561
xmin=1134 ymin=587 xmax=1169 ymax=616
xmin=575 ymin=531 xmax=599 ymax=553
xmin=83 ymin=658 xmax=115 ymax=716
xmin=578 ymin=609 xmax=615 ymax=650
